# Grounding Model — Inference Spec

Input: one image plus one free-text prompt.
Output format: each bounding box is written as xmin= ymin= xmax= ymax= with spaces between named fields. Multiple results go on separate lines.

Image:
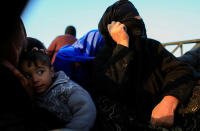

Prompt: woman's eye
xmin=37 ymin=70 xmax=44 ymax=75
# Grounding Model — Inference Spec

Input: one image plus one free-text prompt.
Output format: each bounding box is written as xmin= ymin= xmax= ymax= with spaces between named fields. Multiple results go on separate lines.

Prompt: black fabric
xmin=34 ymin=105 xmax=66 ymax=130
xmin=178 ymin=46 xmax=200 ymax=79
xmin=2 ymin=0 xmax=29 ymax=44
xmin=98 ymin=0 xmax=146 ymax=48
xmin=92 ymin=0 xmax=196 ymax=130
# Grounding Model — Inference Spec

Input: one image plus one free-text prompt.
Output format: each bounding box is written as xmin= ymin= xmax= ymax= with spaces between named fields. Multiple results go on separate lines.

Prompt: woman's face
xmin=10 ymin=22 xmax=27 ymax=66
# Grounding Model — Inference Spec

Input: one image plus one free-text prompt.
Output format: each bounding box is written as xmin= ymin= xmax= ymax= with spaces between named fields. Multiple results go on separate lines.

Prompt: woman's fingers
xmin=107 ymin=21 xmax=129 ymax=47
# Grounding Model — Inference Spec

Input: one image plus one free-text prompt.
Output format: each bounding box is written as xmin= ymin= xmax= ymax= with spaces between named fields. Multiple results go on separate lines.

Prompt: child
xmin=19 ymin=50 xmax=96 ymax=131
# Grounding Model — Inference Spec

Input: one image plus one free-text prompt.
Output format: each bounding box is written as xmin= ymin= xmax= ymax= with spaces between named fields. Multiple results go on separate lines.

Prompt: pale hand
xmin=107 ymin=21 xmax=129 ymax=47
xmin=150 ymin=96 xmax=179 ymax=127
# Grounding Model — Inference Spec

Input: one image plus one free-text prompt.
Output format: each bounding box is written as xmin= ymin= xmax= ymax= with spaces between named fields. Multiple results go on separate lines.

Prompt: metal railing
xmin=162 ymin=39 xmax=200 ymax=56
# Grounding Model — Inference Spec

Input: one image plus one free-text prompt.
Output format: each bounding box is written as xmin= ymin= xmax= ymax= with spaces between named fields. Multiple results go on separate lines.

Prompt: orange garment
xmin=47 ymin=34 xmax=77 ymax=64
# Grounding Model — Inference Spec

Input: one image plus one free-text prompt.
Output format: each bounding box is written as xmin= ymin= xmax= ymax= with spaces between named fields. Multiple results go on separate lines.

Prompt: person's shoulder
xmin=146 ymin=38 xmax=161 ymax=45
xmin=141 ymin=38 xmax=166 ymax=56
xmin=51 ymin=35 xmax=66 ymax=41
xmin=56 ymin=35 xmax=66 ymax=39
xmin=50 ymin=35 xmax=65 ymax=44
xmin=144 ymin=38 xmax=164 ymax=51
xmin=55 ymin=71 xmax=81 ymax=89
xmin=54 ymin=71 xmax=70 ymax=81
xmin=55 ymin=71 xmax=85 ymax=90
xmin=64 ymin=34 xmax=77 ymax=40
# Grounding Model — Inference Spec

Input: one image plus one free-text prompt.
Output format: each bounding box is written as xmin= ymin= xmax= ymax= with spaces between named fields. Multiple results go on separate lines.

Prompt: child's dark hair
xmin=19 ymin=51 xmax=52 ymax=70
xmin=26 ymin=37 xmax=46 ymax=52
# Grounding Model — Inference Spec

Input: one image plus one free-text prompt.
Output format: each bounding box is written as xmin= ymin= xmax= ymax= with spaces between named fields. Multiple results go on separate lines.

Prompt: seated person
xmin=19 ymin=50 xmax=96 ymax=131
xmin=91 ymin=0 xmax=196 ymax=130
xmin=53 ymin=29 xmax=104 ymax=88
xmin=47 ymin=25 xmax=77 ymax=64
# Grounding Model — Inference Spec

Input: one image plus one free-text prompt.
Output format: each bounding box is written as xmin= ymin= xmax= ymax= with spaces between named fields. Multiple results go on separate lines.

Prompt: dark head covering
xmin=98 ymin=0 xmax=146 ymax=48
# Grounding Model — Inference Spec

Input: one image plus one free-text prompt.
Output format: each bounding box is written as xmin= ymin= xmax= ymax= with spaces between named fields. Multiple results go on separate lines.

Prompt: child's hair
xmin=19 ymin=51 xmax=52 ymax=70
xmin=26 ymin=37 xmax=46 ymax=52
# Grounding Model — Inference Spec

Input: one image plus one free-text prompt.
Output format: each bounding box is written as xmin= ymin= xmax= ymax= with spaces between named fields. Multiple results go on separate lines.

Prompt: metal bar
xmin=180 ymin=44 xmax=183 ymax=56
xmin=162 ymin=39 xmax=200 ymax=46
xmin=171 ymin=44 xmax=181 ymax=54
xmin=162 ymin=39 xmax=200 ymax=56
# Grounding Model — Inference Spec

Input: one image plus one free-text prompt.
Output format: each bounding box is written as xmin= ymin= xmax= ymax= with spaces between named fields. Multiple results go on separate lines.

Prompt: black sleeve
xmin=92 ymin=44 xmax=134 ymax=99
xmin=157 ymin=44 xmax=196 ymax=104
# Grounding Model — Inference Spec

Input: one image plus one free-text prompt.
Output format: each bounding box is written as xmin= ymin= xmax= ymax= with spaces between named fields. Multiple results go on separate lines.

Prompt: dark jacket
xmin=35 ymin=71 xmax=96 ymax=131
xmin=92 ymin=0 xmax=195 ymax=129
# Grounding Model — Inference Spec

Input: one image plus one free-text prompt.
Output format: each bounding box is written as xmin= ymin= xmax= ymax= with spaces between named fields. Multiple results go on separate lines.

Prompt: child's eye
xmin=37 ymin=70 xmax=44 ymax=75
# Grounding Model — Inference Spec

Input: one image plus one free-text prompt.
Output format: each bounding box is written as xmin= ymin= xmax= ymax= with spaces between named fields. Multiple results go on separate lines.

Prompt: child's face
xmin=21 ymin=60 xmax=54 ymax=94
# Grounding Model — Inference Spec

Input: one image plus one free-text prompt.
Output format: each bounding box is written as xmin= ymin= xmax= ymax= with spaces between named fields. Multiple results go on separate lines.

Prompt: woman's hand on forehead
xmin=107 ymin=21 xmax=129 ymax=47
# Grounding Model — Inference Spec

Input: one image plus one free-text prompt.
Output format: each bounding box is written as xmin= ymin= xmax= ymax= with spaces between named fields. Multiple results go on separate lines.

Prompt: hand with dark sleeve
xmin=150 ymin=42 xmax=195 ymax=127
xmin=150 ymin=96 xmax=179 ymax=127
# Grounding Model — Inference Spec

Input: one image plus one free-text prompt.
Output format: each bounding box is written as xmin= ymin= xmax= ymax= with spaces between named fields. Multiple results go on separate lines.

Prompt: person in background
xmin=53 ymin=29 xmax=104 ymax=90
xmin=47 ymin=25 xmax=77 ymax=64
xmin=19 ymin=50 xmax=96 ymax=131
xmin=92 ymin=0 xmax=196 ymax=130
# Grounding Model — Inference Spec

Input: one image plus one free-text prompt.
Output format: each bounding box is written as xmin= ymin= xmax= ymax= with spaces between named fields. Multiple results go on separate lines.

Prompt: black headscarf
xmin=98 ymin=0 xmax=147 ymax=49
